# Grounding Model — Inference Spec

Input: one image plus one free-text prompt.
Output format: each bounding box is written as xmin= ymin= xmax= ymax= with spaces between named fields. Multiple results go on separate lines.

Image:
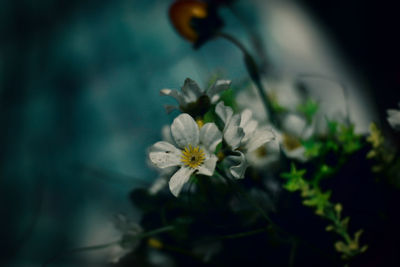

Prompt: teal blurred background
xmin=1 ymin=0 xmax=399 ymax=266
xmin=0 ymin=1 xmax=256 ymax=266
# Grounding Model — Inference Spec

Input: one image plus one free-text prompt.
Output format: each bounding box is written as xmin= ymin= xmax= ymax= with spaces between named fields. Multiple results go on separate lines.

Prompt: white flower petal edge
xmin=181 ymin=78 xmax=203 ymax=103
xmin=197 ymin=154 xmax=218 ymax=176
xmin=149 ymin=141 xmax=182 ymax=168
xmin=224 ymin=114 xmax=244 ymax=150
xmin=240 ymin=109 xmax=258 ymax=139
xmin=215 ymin=101 xmax=233 ymax=124
xmin=246 ymin=127 xmax=276 ymax=152
xmin=281 ymin=113 xmax=308 ymax=137
xmin=226 ymin=152 xmax=248 ymax=179
xmin=169 ymin=167 xmax=195 ymax=197
xmin=161 ymin=125 xmax=174 ymax=144
xmin=171 ymin=113 xmax=200 ymax=148
xmin=160 ymin=89 xmax=185 ymax=107
xmin=199 ymin=123 xmax=223 ymax=152
xmin=215 ymin=102 xmax=244 ymax=149
xmin=283 ymin=145 xmax=308 ymax=163
xmin=207 ymin=80 xmax=231 ymax=103
xmin=387 ymin=104 xmax=400 ymax=131
xmin=149 ymin=176 xmax=169 ymax=195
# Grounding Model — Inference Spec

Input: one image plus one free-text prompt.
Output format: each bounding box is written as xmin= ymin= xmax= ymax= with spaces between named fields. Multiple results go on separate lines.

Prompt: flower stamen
xmin=181 ymin=145 xmax=205 ymax=168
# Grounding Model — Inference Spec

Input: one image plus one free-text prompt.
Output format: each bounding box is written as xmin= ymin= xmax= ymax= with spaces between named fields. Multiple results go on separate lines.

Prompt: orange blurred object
xmin=169 ymin=0 xmax=208 ymax=42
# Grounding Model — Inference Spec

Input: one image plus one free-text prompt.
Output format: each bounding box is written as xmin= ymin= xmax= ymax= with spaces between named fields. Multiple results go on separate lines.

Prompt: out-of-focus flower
xmin=109 ymin=214 xmax=143 ymax=263
xmin=278 ymin=113 xmax=314 ymax=162
xmin=193 ymin=239 xmax=222 ymax=262
xmin=149 ymin=113 xmax=222 ymax=197
xmin=387 ymin=102 xmax=400 ymax=131
xmin=236 ymin=76 xmax=304 ymax=122
xmin=245 ymin=139 xmax=281 ymax=170
xmin=161 ymin=78 xmax=231 ymax=117
xmin=215 ymin=102 xmax=275 ymax=178
xmin=169 ymin=0 xmax=223 ymax=48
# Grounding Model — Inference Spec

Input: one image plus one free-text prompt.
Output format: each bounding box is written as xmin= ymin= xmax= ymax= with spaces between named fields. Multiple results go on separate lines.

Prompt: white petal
xmin=199 ymin=123 xmax=222 ymax=152
xmin=149 ymin=177 xmax=168 ymax=195
xmin=171 ymin=113 xmax=200 ymax=148
xmin=283 ymin=146 xmax=308 ymax=162
xmin=240 ymin=109 xmax=258 ymax=140
xmin=225 ymin=151 xmax=248 ymax=179
xmin=160 ymin=89 xmax=185 ymax=107
xmin=387 ymin=109 xmax=400 ymax=131
xmin=169 ymin=167 xmax=195 ymax=197
xmin=149 ymin=141 xmax=181 ymax=168
xmin=246 ymin=128 xmax=275 ymax=152
xmin=281 ymin=113 xmax=308 ymax=137
xmin=109 ymin=244 xmax=130 ymax=263
xmin=246 ymin=141 xmax=281 ymax=169
xmin=161 ymin=125 xmax=174 ymax=144
xmin=197 ymin=154 xmax=218 ymax=176
xmin=181 ymin=78 xmax=203 ymax=103
xmin=215 ymin=101 xmax=233 ymax=124
xmin=206 ymin=80 xmax=231 ymax=101
xmin=224 ymin=114 xmax=244 ymax=149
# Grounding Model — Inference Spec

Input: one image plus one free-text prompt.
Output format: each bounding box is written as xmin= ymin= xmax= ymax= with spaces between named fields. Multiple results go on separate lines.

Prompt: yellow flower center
xmin=282 ymin=133 xmax=302 ymax=151
xmin=181 ymin=145 xmax=205 ymax=169
xmin=196 ymin=118 xmax=204 ymax=129
xmin=254 ymin=146 xmax=268 ymax=157
xmin=147 ymin=238 xmax=163 ymax=249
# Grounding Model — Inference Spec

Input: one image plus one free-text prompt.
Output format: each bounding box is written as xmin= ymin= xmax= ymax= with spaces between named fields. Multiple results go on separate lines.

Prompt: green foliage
xmin=337 ymin=124 xmax=362 ymax=154
xmin=280 ymin=163 xmax=368 ymax=260
xmin=281 ymin=163 xmax=307 ymax=192
xmin=366 ymin=122 xmax=395 ymax=172
xmin=297 ymin=99 xmax=319 ymax=123
xmin=220 ymin=88 xmax=238 ymax=111
xmin=302 ymin=139 xmax=323 ymax=158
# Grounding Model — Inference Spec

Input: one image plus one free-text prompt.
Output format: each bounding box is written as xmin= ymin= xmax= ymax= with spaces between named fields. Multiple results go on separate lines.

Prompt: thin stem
xmin=138 ymin=225 xmax=175 ymax=238
xmin=43 ymin=240 xmax=120 ymax=267
xmin=289 ymin=239 xmax=298 ymax=267
xmin=43 ymin=225 xmax=174 ymax=267
xmin=227 ymin=5 xmax=269 ymax=71
xmin=215 ymin=32 xmax=277 ymax=126
xmin=220 ymin=227 xmax=268 ymax=240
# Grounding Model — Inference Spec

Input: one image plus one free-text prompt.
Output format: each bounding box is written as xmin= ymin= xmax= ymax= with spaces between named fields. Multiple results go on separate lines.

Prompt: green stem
xmin=220 ymin=227 xmax=268 ymax=240
xmin=215 ymin=32 xmax=277 ymax=126
xmin=43 ymin=225 xmax=174 ymax=267
xmin=43 ymin=240 xmax=120 ymax=267
xmin=138 ymin=225 xmax=175 ymax=238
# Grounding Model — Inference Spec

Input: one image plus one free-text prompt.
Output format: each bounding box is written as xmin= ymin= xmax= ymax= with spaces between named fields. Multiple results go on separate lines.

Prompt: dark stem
xmin=215 ymin=32 xmax=277 ymax=126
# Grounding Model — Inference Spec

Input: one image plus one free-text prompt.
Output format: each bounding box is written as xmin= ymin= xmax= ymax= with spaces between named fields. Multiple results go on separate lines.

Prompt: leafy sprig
xmin=281 ymin=163 xmax=368 ymax=260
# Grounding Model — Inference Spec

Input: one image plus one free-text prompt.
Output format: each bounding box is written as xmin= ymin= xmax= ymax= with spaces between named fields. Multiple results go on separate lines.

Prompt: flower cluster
xmin=149 ymin=78 xmax=275 ymax=197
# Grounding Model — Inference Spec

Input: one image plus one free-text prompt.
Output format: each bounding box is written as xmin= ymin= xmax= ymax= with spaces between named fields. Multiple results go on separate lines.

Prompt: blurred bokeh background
xmin=1 ymin=0 xmax=399 ymax=266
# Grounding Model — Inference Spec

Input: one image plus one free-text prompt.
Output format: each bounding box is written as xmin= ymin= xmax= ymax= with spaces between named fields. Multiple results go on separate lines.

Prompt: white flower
xmin=236 ymin=76 xmax=303 ymax=122
xmin=215 ymin=102 xmax=275 ymax=178
xmin=245 ymin=139 xmax=281 ymax=170
xmin=387 ymin=103 xmax=400 ymax=131
xmin=160 ymin=78 xmax=231 ymax=114
xmin=109 ymin=214 xmax=143 ymax=263
xmin=149 ymin=113 xmax=222 ymax=197
xmin=278 ymin=113 xmax=315 ymax=162
xmin=148 ymin=125 xmax=177 ymax=195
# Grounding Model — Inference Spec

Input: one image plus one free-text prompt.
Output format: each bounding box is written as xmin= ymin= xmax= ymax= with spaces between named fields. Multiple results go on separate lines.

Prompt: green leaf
xmin=297 ymin=99 xmax=319 ymax=123
xmin=302 ymin=139 xmax=323 ymax=157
